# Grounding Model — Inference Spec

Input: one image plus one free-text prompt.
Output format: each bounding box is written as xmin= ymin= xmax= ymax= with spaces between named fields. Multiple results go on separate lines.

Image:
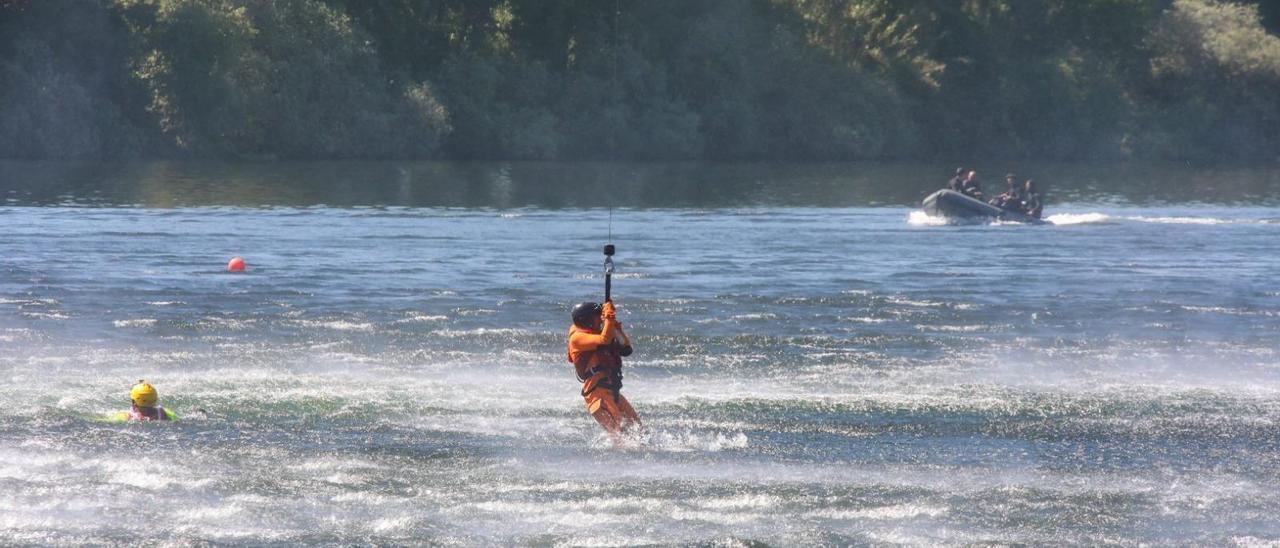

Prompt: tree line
xmin=1 ymin=0 xmax=1278 ymax=162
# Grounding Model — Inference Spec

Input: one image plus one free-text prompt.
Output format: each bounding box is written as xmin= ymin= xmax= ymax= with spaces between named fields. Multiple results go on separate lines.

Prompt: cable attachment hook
xmin=603 ymin=244 xmax=615 ymax=302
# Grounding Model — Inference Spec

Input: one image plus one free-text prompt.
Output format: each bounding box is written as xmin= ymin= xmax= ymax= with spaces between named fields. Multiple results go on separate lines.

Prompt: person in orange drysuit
xmin=567 ymin=300 xmax=640 ymax=441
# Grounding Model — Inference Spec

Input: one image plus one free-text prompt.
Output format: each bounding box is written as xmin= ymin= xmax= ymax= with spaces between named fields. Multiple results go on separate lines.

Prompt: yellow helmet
xmin=130 ymin=380 xmax=158 ymax=407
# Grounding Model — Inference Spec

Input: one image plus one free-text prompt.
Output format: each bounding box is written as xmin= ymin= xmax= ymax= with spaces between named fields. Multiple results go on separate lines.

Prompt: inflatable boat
xmin=921 ymin=189 xmax=1044 ymax=224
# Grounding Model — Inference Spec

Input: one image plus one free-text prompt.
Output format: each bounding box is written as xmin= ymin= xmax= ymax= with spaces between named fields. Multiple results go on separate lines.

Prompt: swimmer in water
xmin=110 ymin=380 xmax=177 ymax=422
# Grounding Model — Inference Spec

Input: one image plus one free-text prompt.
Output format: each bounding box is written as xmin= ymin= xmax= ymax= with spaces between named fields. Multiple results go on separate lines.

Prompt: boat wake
xmin=1048 ymin=213 xmax=1269 ymax=226
xmin=909 ymin=210 xmax=1096 ymax=226
xmin=914 ymin=211 xmax=1267 ymax=227
xmin=907 ymin=211 xmax=949 ymax=226
xmin=1045 ymin=212 xmax=1111 ymax=225
xmin=1130 ymin=215 xmax=1233 ymax=225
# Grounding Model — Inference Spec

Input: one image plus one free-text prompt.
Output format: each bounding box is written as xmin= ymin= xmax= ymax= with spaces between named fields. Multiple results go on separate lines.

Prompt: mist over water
xmin=2 ymin=162 xmax=1279 ymax=545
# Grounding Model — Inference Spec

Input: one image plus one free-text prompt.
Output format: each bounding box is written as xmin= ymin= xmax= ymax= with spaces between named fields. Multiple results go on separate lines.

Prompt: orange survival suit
xmin=567 ymin=301 xmax=641 ymax=438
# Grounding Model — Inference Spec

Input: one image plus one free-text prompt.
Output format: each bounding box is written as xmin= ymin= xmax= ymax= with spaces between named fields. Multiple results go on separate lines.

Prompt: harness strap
xmin=571 ymin=328 xmax=627 ymax=400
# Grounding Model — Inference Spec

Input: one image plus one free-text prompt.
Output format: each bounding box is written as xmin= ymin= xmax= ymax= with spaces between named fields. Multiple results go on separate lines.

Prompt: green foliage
xmin=0 ymin=0 xmax=1276 ymax=161
xmin=433 ymin=52 xmax=564 ymax=159
xmin=120 ymin=0 xmax=448 ymax=158
xmin=1142 ymin=0 xmax=1280 ymax=159
xmin=0 ymin=1 xmax=156 ymax=158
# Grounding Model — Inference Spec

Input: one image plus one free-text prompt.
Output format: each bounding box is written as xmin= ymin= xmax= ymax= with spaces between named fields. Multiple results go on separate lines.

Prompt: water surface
xmin=1 ymin=161 xmax=1278 ymax=545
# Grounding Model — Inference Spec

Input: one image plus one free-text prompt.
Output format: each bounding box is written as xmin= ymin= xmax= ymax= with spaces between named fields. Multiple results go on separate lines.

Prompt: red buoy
xmin=227 ymin=256 xmax=246 ymax=272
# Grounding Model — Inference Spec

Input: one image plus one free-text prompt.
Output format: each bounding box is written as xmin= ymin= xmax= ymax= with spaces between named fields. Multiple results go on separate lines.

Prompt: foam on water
xmin=809 ymin=503 xmax=949 ymax=520
xmin=291 ymin=319 xmax=376 ymax=331
xmin=1046 ymin=212 xmax=1111 ymax=225
xmin=910 ymin=210 xmax=1275 ymax=227
xmin=613 ymin=429 xmax=751 ymax=453
xmin=112 ymin=318 xmax=158 ymax=328
xmin=1132 ymin=215 xmax=1232 ymax=225
xmin=395 ymin=313 xmax=448 ymax=323
xmin=906 ymin=211 xmax=948 ymax=225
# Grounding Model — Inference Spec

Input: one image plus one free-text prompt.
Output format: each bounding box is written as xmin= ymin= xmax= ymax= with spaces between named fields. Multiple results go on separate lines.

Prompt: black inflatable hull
xmin=922 ymin=190 xmax=1044 ymax=224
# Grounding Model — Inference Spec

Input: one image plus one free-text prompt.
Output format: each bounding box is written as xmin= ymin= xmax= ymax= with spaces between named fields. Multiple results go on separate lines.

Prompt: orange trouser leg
xmin=590 ymin=406 xmax=623 ymax=437
xmin=584 ymin=387 xmax=641 ymax=437
xmin=613 ymin=392 xmax=641 ymax=427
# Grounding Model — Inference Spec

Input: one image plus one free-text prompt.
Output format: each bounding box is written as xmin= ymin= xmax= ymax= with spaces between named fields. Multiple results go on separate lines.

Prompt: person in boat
xmin=1021 ymin=179 xmax=1043 ymax=219
xmin=110 ymin=380 xmax=177 ymax=422
xmin=947 ymin=167 xmax=966 ymax=192
xmin=989 ymin=173 xmax=1025 ymax=212
xmin=957 ymin=170 xmax=984 ymax=200
xmin=567 ymin=300 xmax=640 ymax=442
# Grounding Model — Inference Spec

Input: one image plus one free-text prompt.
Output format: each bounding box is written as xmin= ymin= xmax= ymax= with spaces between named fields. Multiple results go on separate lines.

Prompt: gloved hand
xmin=602 ymin=301 xmax=616 ymax=320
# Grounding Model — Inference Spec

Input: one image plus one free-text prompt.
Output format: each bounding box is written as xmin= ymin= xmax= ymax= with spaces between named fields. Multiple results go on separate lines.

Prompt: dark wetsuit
xmin=948 ymin=176 xmax=965 ymax=192
xmin=990 ymin=189 xmax=1025 ymax=212
xmin=958 ymin=179 xmax=984 ymax=200
xmin=1022 ymin=192 xmax=1043 ymax=218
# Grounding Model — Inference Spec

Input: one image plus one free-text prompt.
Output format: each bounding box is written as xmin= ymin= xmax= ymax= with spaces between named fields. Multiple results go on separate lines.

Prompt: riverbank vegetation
xmin=1 ymin=0 xmax=1277 ymax=162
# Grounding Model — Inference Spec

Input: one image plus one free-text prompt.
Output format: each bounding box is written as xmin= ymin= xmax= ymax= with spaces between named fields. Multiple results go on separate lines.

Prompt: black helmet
xmin=571 ymin=302 xmax=603 ymax=328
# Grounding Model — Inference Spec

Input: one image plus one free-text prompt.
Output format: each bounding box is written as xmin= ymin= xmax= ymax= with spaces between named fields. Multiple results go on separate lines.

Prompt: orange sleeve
xmin=601 ymin=316 xmax=618 ymax=343
xmin=568 ymin=318 xmax=618 ymax=356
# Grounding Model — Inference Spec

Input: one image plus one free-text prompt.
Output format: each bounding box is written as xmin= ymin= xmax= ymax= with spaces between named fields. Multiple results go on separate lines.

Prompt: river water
xmin=1 ymin=161 xmax=1279 ymax=545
